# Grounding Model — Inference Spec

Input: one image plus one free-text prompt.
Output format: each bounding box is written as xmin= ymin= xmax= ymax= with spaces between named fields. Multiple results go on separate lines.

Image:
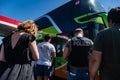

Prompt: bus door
xmin=51 ymin=35 xmax=69 ymax=79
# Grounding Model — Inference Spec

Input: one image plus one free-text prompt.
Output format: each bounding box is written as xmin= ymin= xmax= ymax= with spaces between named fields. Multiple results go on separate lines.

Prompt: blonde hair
xmin=18 ymin=20 xmax=38 ymax=37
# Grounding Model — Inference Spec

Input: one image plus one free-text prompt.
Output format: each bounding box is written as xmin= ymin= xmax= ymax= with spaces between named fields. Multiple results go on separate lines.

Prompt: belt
xmin=70 ymin=66 xmax=88 ymax=70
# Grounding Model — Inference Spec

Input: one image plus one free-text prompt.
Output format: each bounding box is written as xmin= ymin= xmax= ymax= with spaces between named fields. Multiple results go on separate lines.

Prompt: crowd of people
xmin=0 ymin=6 xmax=120 ymax=80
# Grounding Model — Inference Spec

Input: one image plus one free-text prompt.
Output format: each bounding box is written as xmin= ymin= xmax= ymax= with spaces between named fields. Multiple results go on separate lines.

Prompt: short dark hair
xmin=44 ymin=34 xmax=51 ymax=41
xmin=107 ymin=7 xmax=120 ymax=24
xmin=73 ymin=28 xmax=83 ymax=34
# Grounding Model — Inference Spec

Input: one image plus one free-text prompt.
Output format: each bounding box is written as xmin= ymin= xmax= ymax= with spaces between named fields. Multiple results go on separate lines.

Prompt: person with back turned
xmin=35 ymin=34 xmax=56 ymax=80
xmin=63 ymin=28 xmax=93 ymax=80
xmin=0 ymin=20 xmax=39 ymax=80
xmin=89 ymin=7 xmax=120 ymax=80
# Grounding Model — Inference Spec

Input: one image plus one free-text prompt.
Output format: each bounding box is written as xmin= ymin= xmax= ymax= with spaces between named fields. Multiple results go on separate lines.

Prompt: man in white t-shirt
xmin=35 ymin=34 xmax=56 ymax=80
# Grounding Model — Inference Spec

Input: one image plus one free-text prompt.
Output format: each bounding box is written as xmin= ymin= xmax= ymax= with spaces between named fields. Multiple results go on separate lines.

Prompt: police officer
xmin=63 ymin=28 xmax=93 ymax=80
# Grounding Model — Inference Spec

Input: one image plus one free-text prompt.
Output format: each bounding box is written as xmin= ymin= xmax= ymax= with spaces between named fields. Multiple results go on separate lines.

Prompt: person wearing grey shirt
xmin=35 ymin=34 xmax=56 ymax=80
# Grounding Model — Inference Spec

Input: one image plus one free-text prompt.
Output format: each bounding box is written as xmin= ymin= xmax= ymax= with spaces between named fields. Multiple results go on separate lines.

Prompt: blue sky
xmin=0 ymin=0 xmax=70 ymax=22
xmin=100 ymin=0 xmax=120 ymax=12
xmin=0 ymin=0 xmax=120 ymax=22
xmin=0 ymin=0 xmax=120 ymax=44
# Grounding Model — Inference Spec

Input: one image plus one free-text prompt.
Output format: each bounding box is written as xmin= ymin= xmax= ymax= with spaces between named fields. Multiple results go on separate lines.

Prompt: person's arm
xmin=0 ymin=44 xmax=6 ymax=62
xmin=62 ymin=40 xmax=71 ymax=60
xmin=29 ymin=40 xmax=39 ymax=61
xmin=62 ymin=47 xmax=69 ymax=60
xmin=51 ymin=52 xmax=56 ymax=66
xmin=89 ymin=50 xmax=102 ymax=80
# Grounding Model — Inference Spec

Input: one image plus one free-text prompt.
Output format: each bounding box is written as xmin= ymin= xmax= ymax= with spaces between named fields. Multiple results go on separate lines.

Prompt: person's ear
xmin=109 ymin=19 xmax=114 ymax=27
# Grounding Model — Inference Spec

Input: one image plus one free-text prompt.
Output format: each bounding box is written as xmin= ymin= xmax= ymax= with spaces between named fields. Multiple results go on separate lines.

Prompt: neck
xmin=45 ymin=40 xmax=51 ymax=42
xmin=75 ymin=34 xmax=83 ymax=37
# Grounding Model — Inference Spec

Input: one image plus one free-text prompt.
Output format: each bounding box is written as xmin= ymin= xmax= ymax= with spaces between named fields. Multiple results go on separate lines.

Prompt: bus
xmin=34 ymin=0 xmax=108 ymax=79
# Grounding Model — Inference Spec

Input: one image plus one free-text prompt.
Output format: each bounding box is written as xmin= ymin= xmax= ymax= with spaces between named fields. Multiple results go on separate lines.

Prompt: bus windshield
xmin=88 ymin=0 xmax=105 ymax=12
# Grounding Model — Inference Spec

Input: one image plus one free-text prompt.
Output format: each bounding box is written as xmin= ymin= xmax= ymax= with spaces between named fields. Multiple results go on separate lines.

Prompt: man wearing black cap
xmin=63 ymin=28 xmax=93 ymax=80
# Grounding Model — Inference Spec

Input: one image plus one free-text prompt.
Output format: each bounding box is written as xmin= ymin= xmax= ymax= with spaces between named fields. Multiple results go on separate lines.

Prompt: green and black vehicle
xmin=34 ymin=0 xmax=108 ymax=79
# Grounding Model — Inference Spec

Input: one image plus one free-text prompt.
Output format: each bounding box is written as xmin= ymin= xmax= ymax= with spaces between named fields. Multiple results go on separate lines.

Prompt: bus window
xmin=35 ymin=17 xmax=53 ymax=29
xmin=35 ymin=17 xmax=59 ymax=40
xmin=51 ymin=36 xmax=68 ymax=56
xmin=88 ymin=0 xmax=105 ymax=12
xmin=82 ymin=22 xmax=105 ymax=41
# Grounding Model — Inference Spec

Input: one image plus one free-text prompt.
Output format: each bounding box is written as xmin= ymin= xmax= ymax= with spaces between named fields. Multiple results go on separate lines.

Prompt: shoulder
xmin=49 ymin=43 xmax=55 ymax=47
xmin=24 ymin=33 xmax=35 ymax=37
xmin=46 ymin=42 xmax=55 ymax=49
xmin=99 ymin=27 xmax=111 ymax=34
xmin=24 ymin=33 xmax=36 ymax=42
xmin=37 ymin=42 xmax=44 ymax=46
xmin=81 ymin=37 xmax=93 ymax=45
xmin=71 ymin=37 xmax=77 ymax=40
xmin=83 ymin=37 xmax=92 ymax=42
xmin=96 ymin=28 xmax=110 ymax=38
